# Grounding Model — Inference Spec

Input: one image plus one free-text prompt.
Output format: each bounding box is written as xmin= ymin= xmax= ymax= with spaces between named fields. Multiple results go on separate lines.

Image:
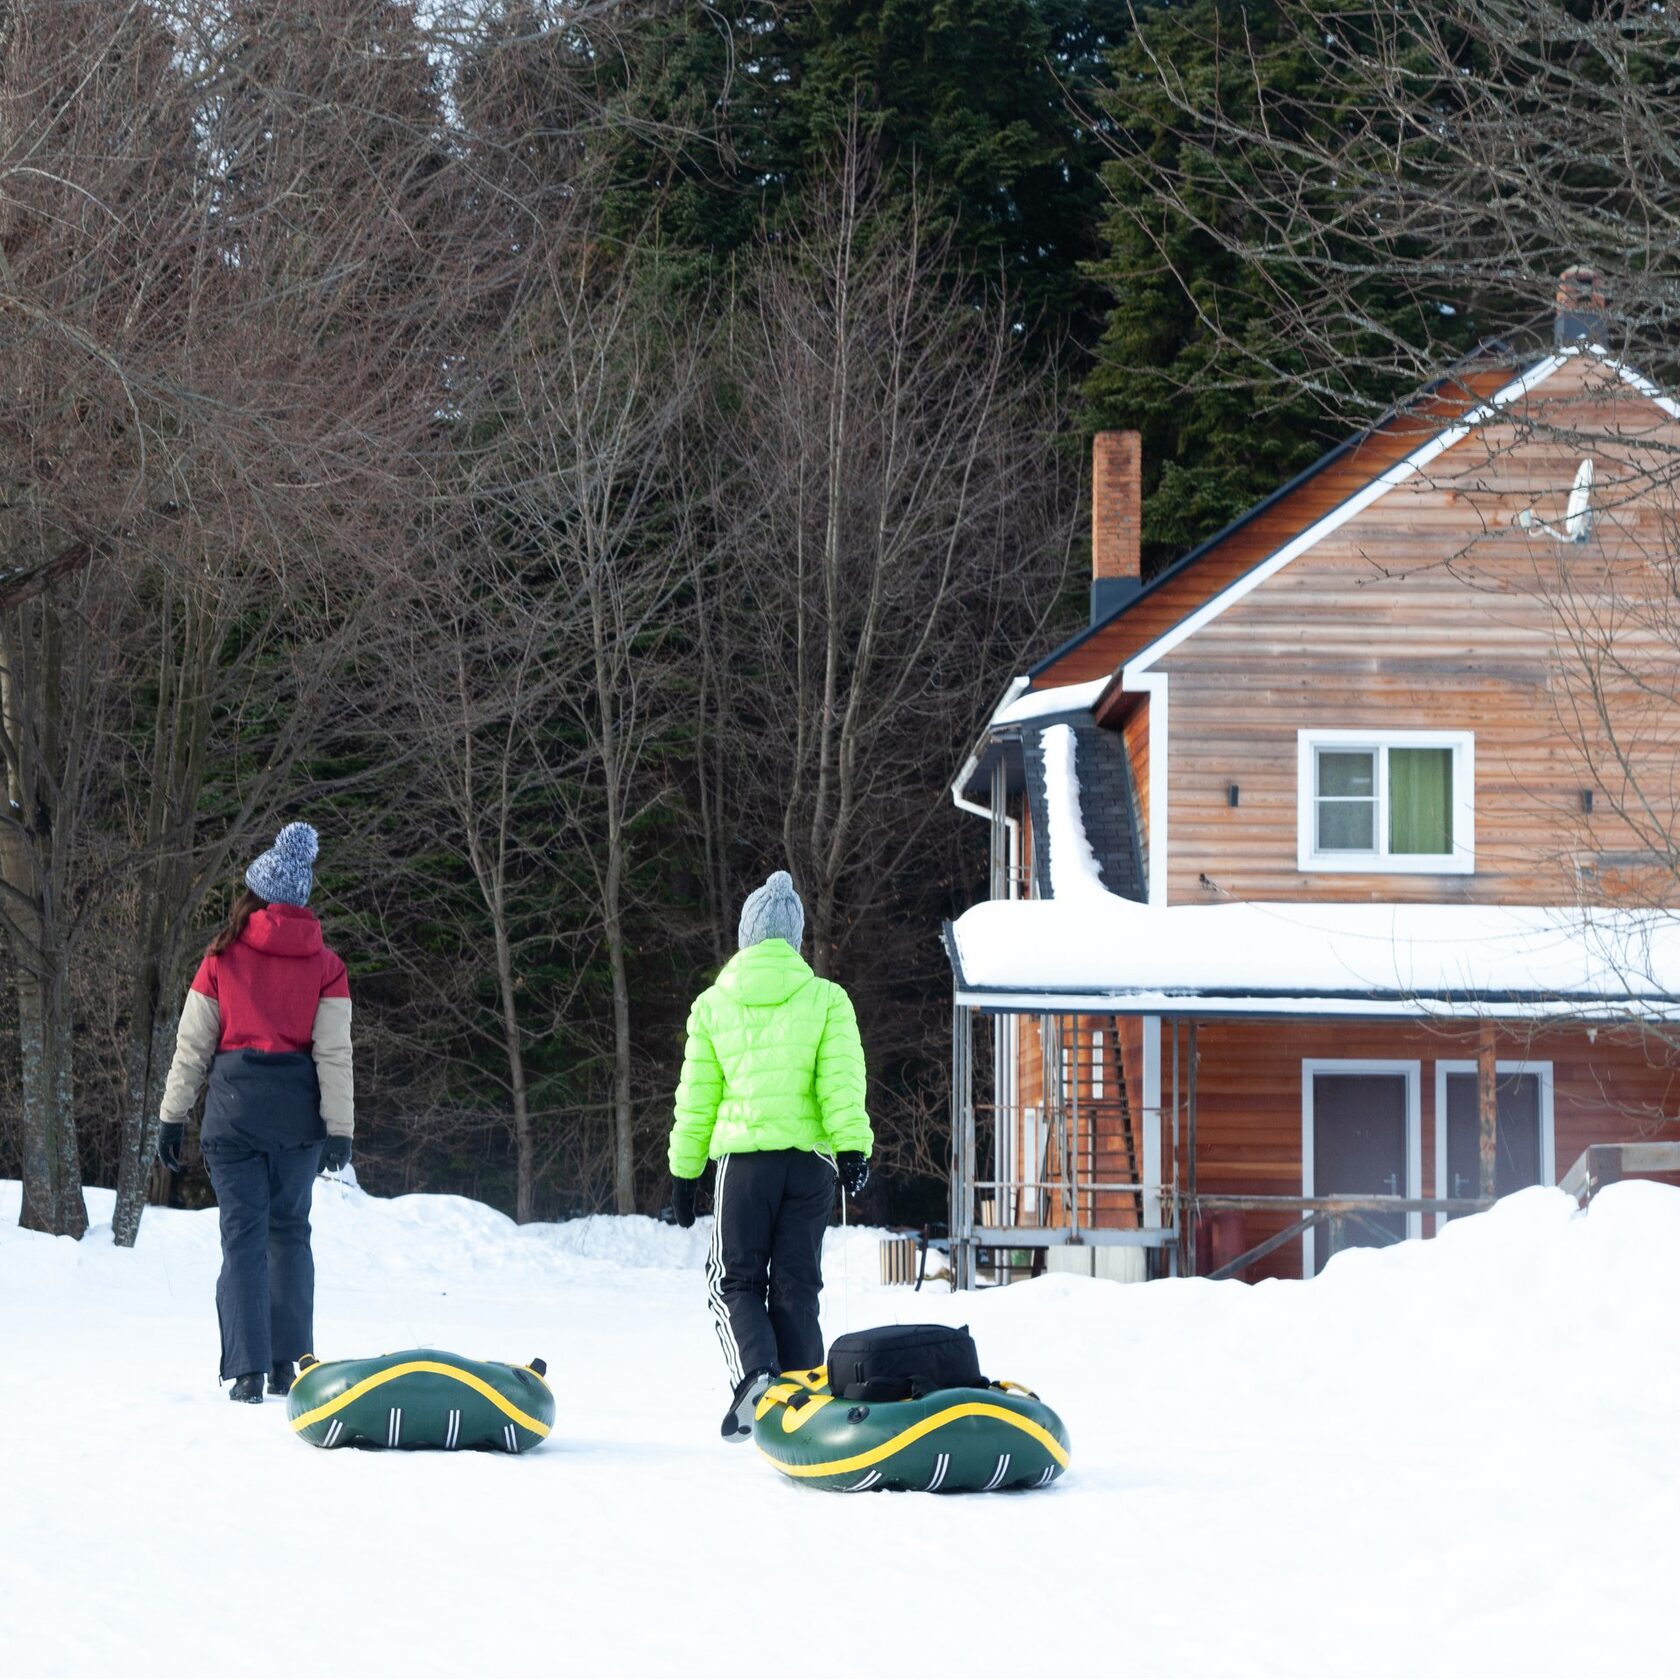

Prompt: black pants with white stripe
xmin=705 ymin=1149 xmax=834 ymax=1384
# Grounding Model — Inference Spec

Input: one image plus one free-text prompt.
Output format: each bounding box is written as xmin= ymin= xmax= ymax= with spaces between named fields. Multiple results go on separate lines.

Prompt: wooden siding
xmin=1001 ymin=1010 xmax=1680 ymax=1277
xmin=1030 ymin=365 xmax=1517 ymax=694
xmin=1019 ymin=792 xmax=1035 ymax=898
xmin=1120 ymin=698 xmax=1150 ymax=881
xmin=1151 ymin=359 xmax=1680 ymax=904
xmin=1166 ymin=1017 xmax=1680 ymax=1281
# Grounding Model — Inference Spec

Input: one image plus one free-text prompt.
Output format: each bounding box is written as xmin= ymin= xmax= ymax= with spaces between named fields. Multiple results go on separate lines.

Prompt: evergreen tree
xmin=1082 ymin=1 xmax=1474 ymax=570
xmin=605 ymin=0 xmax=1132 ymax=356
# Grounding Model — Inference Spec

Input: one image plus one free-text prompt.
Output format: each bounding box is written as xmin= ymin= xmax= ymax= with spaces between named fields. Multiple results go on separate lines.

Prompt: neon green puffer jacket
xmin=669 ymin=939 xmax=872 ymax=1178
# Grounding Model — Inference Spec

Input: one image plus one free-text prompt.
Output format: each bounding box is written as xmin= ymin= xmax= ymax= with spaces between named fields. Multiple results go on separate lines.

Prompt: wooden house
xmin=944 ymin=282 xmax=1680 ymax=1284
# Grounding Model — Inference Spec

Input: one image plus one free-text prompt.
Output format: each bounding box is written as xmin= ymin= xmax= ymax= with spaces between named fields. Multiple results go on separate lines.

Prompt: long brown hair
xmin=208 ymin=888 xmax=269 ymax=957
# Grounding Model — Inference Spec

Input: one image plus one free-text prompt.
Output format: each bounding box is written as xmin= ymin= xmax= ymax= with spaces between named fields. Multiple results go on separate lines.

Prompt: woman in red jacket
xmin=156 ymin=822 xmax=353 ymax=1403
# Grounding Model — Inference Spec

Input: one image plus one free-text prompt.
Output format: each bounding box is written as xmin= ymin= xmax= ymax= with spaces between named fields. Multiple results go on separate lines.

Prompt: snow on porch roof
xmin=944 ymin=895 xmax=1680 ymax=1020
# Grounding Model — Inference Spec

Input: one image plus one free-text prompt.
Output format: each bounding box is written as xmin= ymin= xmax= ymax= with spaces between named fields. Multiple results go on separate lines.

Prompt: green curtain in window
xmin=1389 ymin=748 xmax=1453 ymax=854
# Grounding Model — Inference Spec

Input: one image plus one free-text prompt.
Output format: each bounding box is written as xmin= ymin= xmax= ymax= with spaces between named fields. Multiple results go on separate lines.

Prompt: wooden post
xmin=1170 ymin=1016 xmax=1181 ymax=1272
xmin=1477 ymin=1020 xmax=1498 ymax=1202
xmin=1187 ymin=1019 xmax=1199 ymax=1275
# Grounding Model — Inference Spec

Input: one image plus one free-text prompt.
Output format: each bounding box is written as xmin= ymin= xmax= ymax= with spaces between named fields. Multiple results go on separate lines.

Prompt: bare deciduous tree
xmin=1 ymin=0 xmax=537 ymax=1237
xmin=692 ymin=135 xmax=1081 ymax=1175
xmin=716 ymin=141 xmax=1080 ymax=968
xmin=506 ymin=247 xmax=698 ymax=1215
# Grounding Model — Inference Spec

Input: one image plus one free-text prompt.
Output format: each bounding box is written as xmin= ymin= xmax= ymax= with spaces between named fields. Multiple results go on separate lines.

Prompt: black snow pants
xmin=705 ymin=1147 xmax=835 ymax=1384
xmin=202 ymin=1050 xmax=326 ymax=1381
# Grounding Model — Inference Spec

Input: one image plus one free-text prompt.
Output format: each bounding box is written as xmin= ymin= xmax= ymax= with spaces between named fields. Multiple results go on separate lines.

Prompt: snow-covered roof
xmin=989 ymin=675 xmax=1109 ymax=727
xmin=947 ymin=895 xmax=1680 ymax=1019
xmin=1020 ymin=719 xmax=1144 ymax=902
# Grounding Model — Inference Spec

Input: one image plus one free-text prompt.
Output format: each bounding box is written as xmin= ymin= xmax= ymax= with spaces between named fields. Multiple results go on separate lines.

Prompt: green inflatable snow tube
xmin=753 ymin=1368 xmax=1070 ymax=1492
xmin=287 ymin=1348 xmax=554 ymax=1453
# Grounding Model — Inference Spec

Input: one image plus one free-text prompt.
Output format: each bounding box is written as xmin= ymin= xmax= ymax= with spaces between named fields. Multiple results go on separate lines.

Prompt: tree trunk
xmin=1477 ymin=1022 xmax=1499 ymax=1203
xmin=811 ymin=877 xmax=837 ymax=980
xmin=112 ymin=599 xmax=212 ymax=1246
xmin=112 ymin=944 xmax=172 ymax=1247
xmin=491 ymin=910 xmax=535 ymax=1225
xmin=2 ymin=622 xmax=86 ymax=1239
xmin=605 ymin=847 xmax=635 ymax=1216
xmin=14 ymin=943 xmax=87 ymax=1238
xmin=694 ymin=652 xmax=730 ymax=969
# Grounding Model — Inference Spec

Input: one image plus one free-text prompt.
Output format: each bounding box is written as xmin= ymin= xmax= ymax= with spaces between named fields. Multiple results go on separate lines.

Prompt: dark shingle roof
xmin=1019 ymin=711 xmax=1145 ymax=903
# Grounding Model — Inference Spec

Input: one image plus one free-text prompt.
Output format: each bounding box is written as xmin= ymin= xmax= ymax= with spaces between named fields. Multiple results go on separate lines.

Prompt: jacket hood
xmin=240 ymin=903 xmax=324 ymax=959
xmin=715 ymin=938 xmax=814 ymax=1006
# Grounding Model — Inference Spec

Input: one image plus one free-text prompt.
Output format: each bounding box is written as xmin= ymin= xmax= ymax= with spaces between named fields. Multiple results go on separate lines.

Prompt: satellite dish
xmin=1515 ymin=457 xmax=1594 ymax=543
xmin=1563 ymin=457 xmax=1593 ymax=542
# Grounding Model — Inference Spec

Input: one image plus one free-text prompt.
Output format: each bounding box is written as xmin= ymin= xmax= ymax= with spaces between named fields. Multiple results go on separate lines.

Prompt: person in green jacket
xmin=668 ymin=869 xmax=873 ymax=1440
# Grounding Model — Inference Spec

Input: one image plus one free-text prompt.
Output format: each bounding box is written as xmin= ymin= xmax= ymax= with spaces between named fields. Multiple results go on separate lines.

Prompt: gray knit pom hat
xmin=738 ymin=870 xmax=804 ymax=951
xmin=246 ymin=821 xmax=319 ymax=908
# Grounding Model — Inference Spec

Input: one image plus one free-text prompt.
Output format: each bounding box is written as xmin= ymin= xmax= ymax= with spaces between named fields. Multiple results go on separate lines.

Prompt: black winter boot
xmin=721 ymin=1369 xmax=774 ymax=1442
xmin=268 ymin=1362 xmax=296 ymax=1397
xmin=229 ymin=1373 xmax=264 ymax=1404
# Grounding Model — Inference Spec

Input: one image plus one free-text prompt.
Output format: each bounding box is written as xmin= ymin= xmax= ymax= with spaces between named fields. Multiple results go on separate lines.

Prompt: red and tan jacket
xmin=160 ymin=904 xmax=354 ymax=1137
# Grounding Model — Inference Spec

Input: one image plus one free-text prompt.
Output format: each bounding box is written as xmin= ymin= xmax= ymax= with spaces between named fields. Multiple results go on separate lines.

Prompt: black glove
xmin=156 ymin=1121 xmax=185 ymax=1175
xmin=669 ymin=1175 xmax=698 ymax=1229
xmin=837 ymin=1151 xmax=870 ymax=1197
xmin=320 ymin=1135 xmax=352 ymax=1173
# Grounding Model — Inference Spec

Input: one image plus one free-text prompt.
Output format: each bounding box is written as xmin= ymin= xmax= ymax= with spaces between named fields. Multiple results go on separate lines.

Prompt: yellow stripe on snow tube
xmin=287 ymin=1348 xmax=554 ymax=1452
xmin=753 ymin=1371 xmax=1070 ymax=1492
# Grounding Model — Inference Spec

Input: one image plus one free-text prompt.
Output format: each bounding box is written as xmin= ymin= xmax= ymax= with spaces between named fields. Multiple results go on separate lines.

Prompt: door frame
xmin=1301 ymin=1059 xmax=1423 ymax=1278
xmin=1432 ymin=1059 xmax=1556 ymax=1230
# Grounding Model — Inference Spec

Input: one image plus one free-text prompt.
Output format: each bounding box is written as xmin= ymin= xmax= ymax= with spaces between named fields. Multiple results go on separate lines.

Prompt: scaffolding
xmin=947 ymin=1000 xmax=1181 ymax=1289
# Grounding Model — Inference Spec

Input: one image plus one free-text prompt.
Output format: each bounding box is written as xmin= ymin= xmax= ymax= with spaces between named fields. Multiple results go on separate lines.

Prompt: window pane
xmin=1318 ymin=750 xmax=1375 ymax=798
xmin=1389 ymin=748 xmax=1454 ymax=854
xmin=1444 ymin=1072 xmax=1543 ymax=1200
xmin=1317 ymin=800 xmax=1375 ymax=851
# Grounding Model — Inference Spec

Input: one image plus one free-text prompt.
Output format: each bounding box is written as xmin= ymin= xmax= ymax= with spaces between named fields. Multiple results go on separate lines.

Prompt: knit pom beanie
xmin=246 ymin=821 xmax=319 ymax=908
xmin=737 ymin=870 xmax=805 ymax=951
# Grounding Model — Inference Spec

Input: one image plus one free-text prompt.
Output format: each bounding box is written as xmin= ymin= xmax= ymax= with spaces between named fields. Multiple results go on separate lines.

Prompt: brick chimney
xmin=1091 ymin=429 xmax=1142 ymax=624
xmin=1555 ymin=264 xmax=1608 ymax=347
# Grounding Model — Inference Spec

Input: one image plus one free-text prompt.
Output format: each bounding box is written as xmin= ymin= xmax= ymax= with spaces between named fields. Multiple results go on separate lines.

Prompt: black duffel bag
xmin=827 ymin=1323 xmax=986 ymax=1401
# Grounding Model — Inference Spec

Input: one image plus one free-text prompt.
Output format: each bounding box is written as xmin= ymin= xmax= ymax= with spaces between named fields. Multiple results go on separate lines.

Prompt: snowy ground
xmin=3 ymin=1178 xmax=1677 ymax=1679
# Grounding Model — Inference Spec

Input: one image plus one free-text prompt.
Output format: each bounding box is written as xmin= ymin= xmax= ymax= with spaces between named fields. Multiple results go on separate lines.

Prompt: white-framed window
xmin=1296 ymin=730 xmax=1475 ymax=874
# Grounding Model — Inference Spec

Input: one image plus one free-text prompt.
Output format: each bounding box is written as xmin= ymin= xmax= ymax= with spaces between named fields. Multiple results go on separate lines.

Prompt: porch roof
xmin=944 ymin=896 xmax=1680 ymax=1020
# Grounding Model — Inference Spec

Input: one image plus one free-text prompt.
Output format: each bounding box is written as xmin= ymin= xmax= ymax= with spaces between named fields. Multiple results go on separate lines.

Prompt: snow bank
xmin=0 ymin=1179 xmax=889 ymax=1292
xmin=534 ymin=1204 xmax=886 ymax=1280
xmin=3 ymin=1179 xmax=1677 ymax=1678
xmin=952 ymin=891 xmax=1680 ymax=1013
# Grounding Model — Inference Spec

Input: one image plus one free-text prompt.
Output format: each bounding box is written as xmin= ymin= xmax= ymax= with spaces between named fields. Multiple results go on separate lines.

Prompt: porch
xmin=947 ymin=1003 xmax=1505 ymax=1287
xmin=943 ymin=897 xmax=1680 ymax=1287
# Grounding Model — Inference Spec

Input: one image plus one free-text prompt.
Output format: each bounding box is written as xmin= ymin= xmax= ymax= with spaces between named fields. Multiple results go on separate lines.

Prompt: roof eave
xmin=951 ymin=679 xmax=1020 ymax=811
xmin=949 ymin=983 xmax=1680 ymax=1022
